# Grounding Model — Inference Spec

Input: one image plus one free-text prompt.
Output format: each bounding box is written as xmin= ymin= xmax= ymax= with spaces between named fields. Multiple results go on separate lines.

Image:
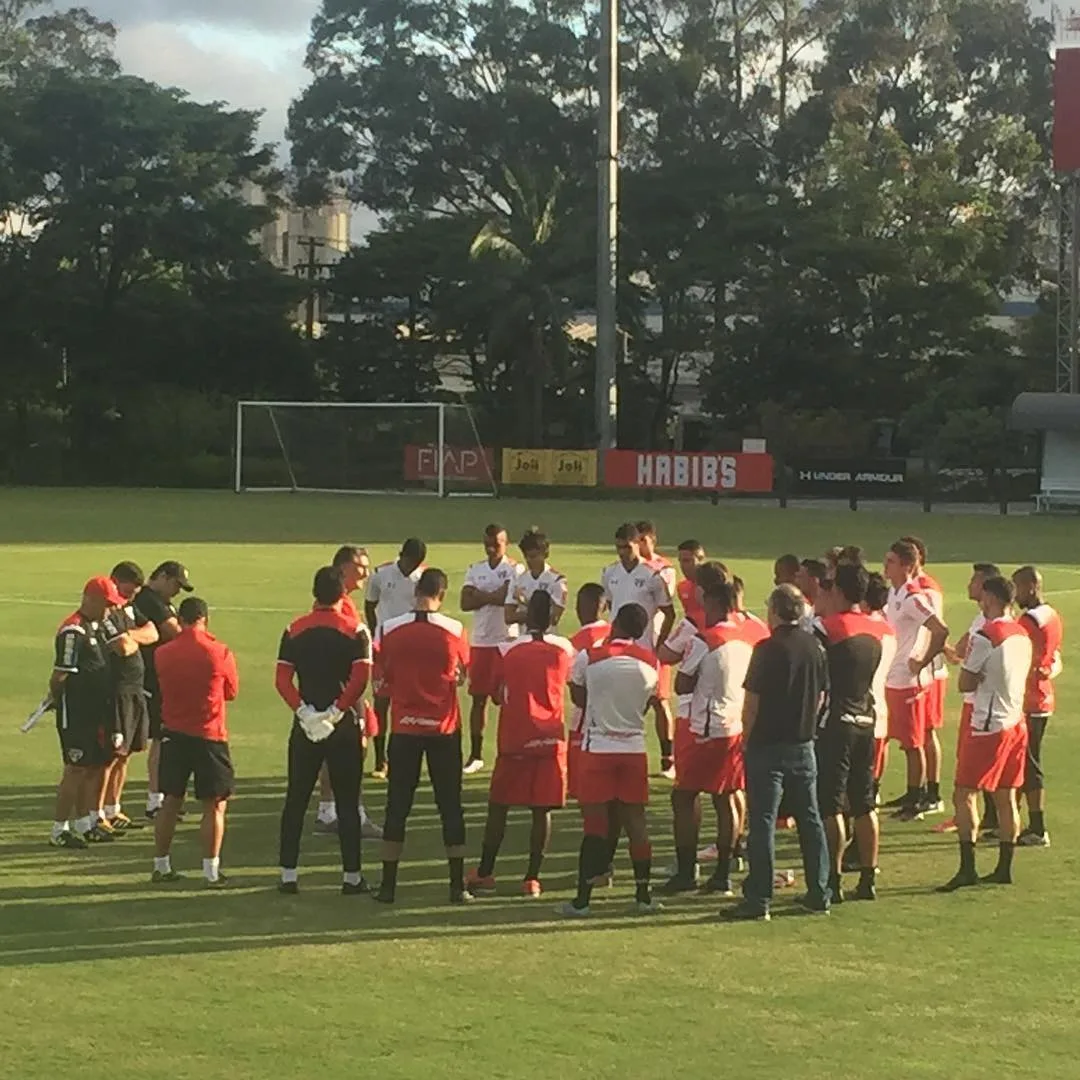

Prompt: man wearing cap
xmin=48 ymin=576 xmax=125 ymax=848
xmin=151 ymin=597 xmax=239 ymax=886
xmin=133 ymin=561 xmax=193 ymax=819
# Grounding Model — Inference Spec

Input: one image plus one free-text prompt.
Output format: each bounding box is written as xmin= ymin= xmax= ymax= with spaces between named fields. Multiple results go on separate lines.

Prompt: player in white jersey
xmin=601 ymin=523 xmax=675 ymax=776
xmin=939 ymin=575 xmax=1031 ymax=892
xmin=365 ymin=538 xmax=427 ymax=777
xmin=504 ymin=528 xmax=568 ymax=632
xmin=460 ymin=523 xmax=523 ymax=774
xmin=882 ymin=540 xmax=948 ymax=821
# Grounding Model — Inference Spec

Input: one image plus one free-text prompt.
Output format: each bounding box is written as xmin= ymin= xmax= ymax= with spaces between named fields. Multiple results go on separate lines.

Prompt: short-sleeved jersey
xmin=885 ymin=581 xmax=936 ymax=689
xmin=816 ymin=611 xmax=889 ymax=728
xmin=376 ymin=610 xmax=470 ymax=734
xmin=570 ymin=639 xmax=658 ymax=754
xmin=495 ymin=631 xmax=574 ymax=756
xmin=737 ymin=611 xmax=771 ymax=646
xmin=568 ymin=621 xmax=610 ymax=734
xmin=464 ymin=556 xmax=523 ymax=647
xmin=868 ymin=613 xmax=897 ymax=737
xmin=915 ymin=572 xmax=948 ymax=683
xmin=1018 ymin=603 xmax=1064 ymax=715
xmin=339 ymin=592 xmax=361 ymax=630
xmin=100 ymin=601 xmax=150 ymax=691
xmin=366 ymin=561 xmax=424 ymax=627
xmin=601 ymin=559 xmax=673 ymax=646
xmin=962 ymin=618 xmax=1031 ymax=733
xmin=676 ymin=577 xmax=706 ymax=629
xmin=679 ymin=621 xmax=757 ymax=739
xmin=132 ymin=586 xmax=177 ymax=693
xmin=277 ymin=607 xmax=373 ymax=712
xmin=156 ymin=627 xmax=239 ymax=741
xmin=509 ymin=565 xmax=569 ymax=629
xmin=960 ymin=612 xmax=987 ymax=705
xmin=54 ymin=612 xmax=111 ymax=716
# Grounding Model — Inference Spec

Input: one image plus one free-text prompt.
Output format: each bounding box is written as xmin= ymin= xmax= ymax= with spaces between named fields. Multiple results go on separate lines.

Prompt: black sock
xmin=575 ymin=835 xmax=606 ymax=908
xmin=449 ymin=856 xmax=465 ymax=893
xmin=1030 ymin=810 xmax=1045 ymax=836
xmin=469 ymin=734 xmax=483 ymax=761
xmin=632 ymin=856 xmax=652 ymax=904
xmin=733 ymin=836 xmax=744 ymax=861
xmin=675 ymin=845 xmax=696 ymax=881
xmin=604 ymin=830 xmax=619 ymax=872
xmin=659 ymin=738 xmax=673 ymax=766
xmin=477 ymin=843 xmax=498 ymax=878
xmin=373 ymin=733 xmax=387 ymax=769
xmin=959 ymin=840 xmax=976 ymax=877
xmin=906 ymin=785 xmax=921 ymax=807
xmin=525 ymin=848 xmax=543 ymax=880
xmin=927 ymin=781 xmax=940 ymax=802
xmin=714 ymin=855 xmax=732 ymax=884
xmin=380 ymin=860 xmax=399 ymax=896
xmin=858 ymin=867 xmax=876 ymax=888
xmin=996 ymin=841 xmax=1015 ymax=878
xmin=983 ymin=793 xmax=998 ymax=828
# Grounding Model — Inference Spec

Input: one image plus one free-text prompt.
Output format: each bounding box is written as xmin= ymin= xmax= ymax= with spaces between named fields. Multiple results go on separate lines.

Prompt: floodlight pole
xmin=595 ymin=0 xmax=619 ymax=474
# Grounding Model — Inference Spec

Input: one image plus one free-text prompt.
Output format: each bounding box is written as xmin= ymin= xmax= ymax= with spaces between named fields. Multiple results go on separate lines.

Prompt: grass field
xmin=3 ymin=489 xmax=1080 ymax=1080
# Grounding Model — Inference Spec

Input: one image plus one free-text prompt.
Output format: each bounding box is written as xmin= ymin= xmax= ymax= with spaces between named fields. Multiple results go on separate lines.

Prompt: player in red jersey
xmin=466 ymin=592 xmax=575 ymax=898
xmin=939 ymin=576 xmax=1031 ymax=891
xmin=1013 ymin=566 xmax=1064 ymax=847
xmin=675 ymin=540 xmax=707 ymax=628
xmin=567 ymin=584 xmax=610 ymax=803
xmin=374 ymin=568 xmax=472 ymax=903
xmin=635 ymin=520 xmax=678 ymax=778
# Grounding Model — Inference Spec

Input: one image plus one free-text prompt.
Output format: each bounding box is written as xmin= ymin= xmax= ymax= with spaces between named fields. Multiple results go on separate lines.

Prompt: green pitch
xmin=3 ymin=489 xmax=1080 ymax=1079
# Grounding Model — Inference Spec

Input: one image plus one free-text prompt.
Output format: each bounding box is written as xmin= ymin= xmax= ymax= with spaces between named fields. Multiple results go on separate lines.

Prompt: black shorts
xmin=159 ymin=729 xmax=235 ymax=801
xmin=56 ymin=704 xmax=111 ymax=768
xmin=817 ymin=721 xmax=876 ymax=818
xmin=112 ymin=689 xmax=150 ymax=755
xmin=147 ymin=690 xmax=163 ymax=741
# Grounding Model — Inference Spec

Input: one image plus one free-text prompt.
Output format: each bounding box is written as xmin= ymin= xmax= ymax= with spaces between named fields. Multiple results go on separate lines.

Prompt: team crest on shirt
xmin=66 ymin=748 xmax=83 ymax=763
xmin=112 ymin=732 xmax=124 ymax=749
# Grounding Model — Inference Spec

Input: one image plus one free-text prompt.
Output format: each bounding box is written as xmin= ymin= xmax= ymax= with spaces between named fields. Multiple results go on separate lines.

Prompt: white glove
xmin=297 ymin=703 xmax=319 ymax=725
xmin=300 ymin=711 xmax=336 ymax=743
xmin=325 ymin=705 xmax=344 ymax=725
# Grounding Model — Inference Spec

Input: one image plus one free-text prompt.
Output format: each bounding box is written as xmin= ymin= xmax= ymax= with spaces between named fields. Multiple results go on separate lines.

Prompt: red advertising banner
xmin=1054 ymin=47 xmax=1080 ymax=174
xmin=604 ymin=450 xmax=774 ymax=492
xmin=404 ymin=444 xmax=495 ymax=484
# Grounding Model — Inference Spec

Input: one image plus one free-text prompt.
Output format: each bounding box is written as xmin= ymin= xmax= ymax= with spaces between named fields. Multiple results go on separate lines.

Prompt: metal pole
xmin=234 ymin=401 xmax=244 ymax=493
xmin=595 ymin=0 xmax=619 ymax=472
xmin=437 ymin=402 xmax=446 ymax=498
xmin=1071 ymin=175 xmax=1080 ymax=393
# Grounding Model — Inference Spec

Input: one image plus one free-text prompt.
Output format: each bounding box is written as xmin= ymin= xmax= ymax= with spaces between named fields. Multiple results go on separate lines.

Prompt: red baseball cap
xmin=84 ymin=576 xmax=124 ymax=606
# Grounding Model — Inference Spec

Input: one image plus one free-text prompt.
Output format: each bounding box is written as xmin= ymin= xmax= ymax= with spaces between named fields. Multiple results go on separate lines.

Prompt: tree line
xmin=0 ymin=0 xmax=1058 ymax=485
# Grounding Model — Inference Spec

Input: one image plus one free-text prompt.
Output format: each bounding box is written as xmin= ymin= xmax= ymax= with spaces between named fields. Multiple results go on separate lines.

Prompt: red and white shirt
xmin=869 ymin=612 xmax=897 ymax=738
xmin=375 ymin=611 xmax=470 ymax=735
xmin=885 ymin=580 xmax=936 ymax=690
xmin=962 ymin=617 xmax=1032 ymax=734
xmin=961 ymin=612 xmax=987 ymax=705
xmin=366 ymin=561 xmax=424 ymax=626
xmin=1018 ymin=603 xmax=1064 ymax=716
xmin=464 ymin=556 xmax=523 ymax=647
xmin=916 ymin=572 xmax=948 ymax=684
xmin=570 ymin=638 xmax=658 ymax=754
xmin=495 ymin=632 xmax=574 ymax=756
xmin=568 ymin=621 xmax=610 ymax=739
xmin=601 ymin=559 xmax=673 ymax=647
xmin=676 ymin=577 xmax=705 ymax=628
xmin=508 ymin=564 xmax=569 ymax=629
xmin=678 ymin=621 xmax=757 ymax=739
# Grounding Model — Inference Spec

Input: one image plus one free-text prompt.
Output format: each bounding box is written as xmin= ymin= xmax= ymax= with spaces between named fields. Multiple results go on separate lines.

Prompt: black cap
xmin=153 ymin=560 xmax=194 ymax=592
xmin=177 ymin=597 xmax=209 ymax=623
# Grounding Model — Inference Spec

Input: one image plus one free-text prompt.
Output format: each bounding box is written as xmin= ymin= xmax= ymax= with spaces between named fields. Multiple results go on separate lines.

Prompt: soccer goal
xmin=234 ymin=401 xmax=498 ymax=497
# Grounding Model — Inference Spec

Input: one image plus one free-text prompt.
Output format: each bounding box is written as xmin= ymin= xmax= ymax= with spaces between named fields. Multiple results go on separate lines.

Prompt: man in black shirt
xmin=275 ymin=566 xmax=373 ymax=894
xmin=724 ymin=584 xmax=831 ymax=921
xmin=133 ymin=561 xmax=191 ymax=818
xmin=814 ymin=563 xmax=890 ymax=903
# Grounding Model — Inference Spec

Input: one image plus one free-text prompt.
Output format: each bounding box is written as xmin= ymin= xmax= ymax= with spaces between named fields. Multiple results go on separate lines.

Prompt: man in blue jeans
xmin=724 ymin=583 xmax=831 ymax=921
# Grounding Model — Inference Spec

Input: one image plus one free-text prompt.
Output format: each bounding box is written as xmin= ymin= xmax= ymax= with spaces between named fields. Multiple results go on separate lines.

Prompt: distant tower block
xmin=1054 ymin=34 xmax=1080 ymax=391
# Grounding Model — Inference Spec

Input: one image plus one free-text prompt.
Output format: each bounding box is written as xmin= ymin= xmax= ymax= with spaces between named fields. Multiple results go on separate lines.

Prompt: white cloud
xmin=88 ymin=0 xmax=319 ymax=35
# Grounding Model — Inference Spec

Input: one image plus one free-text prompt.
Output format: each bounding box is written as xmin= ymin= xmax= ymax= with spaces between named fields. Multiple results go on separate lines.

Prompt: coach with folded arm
xmin=275 ymin=566 xmax=373 ymax=895
xmin=724 ymin=584 xmax=832 ymax=921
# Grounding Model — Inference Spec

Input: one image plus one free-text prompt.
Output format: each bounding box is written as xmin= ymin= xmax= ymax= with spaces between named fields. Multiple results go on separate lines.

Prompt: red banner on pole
xmin=1054 ymin=47 xmax=1080 ymax=174
xmin=404 ymin=444 xmax=495 ymax=484
xmin=603 ymin=450 xmax=774 ymax=492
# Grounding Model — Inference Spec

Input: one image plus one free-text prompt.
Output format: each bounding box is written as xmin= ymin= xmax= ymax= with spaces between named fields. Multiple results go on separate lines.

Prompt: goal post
xmin=234 ymin=401 xmax=498 ymax=497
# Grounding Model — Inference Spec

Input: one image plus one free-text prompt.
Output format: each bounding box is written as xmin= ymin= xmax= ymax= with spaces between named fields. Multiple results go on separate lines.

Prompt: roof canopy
xmin=1009 ymin=392 xmax=1080 ymax=432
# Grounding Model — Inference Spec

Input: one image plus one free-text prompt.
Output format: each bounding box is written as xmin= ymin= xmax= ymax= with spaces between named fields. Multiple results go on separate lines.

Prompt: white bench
xmin=1035 ymin=488 xmax=1080 ymax=513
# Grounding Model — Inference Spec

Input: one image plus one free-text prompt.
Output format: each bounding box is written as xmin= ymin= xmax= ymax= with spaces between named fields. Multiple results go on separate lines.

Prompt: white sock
xmin=358 ymin=802 xmax=371 ymax=826
xmin=317 ymin=801 xmax=337 ymax=823
xmin=154 ymin=856 xmax=172 ymax=873
xmin=104 ymin=804 xmax=119 ymax=818
xmin=97 ymin=807 xmax=108 ymax=821
xmin=76 ymin=814 xmax=94 ymax=834
xmin=344 ymin=871 xmax=361 ymax=886
xmin=280 ymin=867 xmax=298 ymax=884
xmin=203 ymin=857 xmax=220 ymax=883
xmin=51 ymin=821 xmax=69 ymax=840
xmin=147 ymin=792 xmax=164 ymax=811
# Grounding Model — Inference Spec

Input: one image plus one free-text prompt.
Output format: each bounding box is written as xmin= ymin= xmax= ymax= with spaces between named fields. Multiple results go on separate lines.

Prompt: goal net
xmin=235 ymin=401 xmax=498 ymax=497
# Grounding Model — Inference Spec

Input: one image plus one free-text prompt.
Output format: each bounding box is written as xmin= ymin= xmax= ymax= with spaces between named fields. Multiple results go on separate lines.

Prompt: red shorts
xmin=955 ymin=723 xmax=1027 ymax=791
xmin=566 ymin=734 xmax=583 ymax=800
xmin=927 ymin=678 xmax=946 ymax=730
xmin=886 ymin=686 xmax=928 ymax=750
xmin=575 ymin=751 xmax=649 ymax=806
xmin=956 ymin=701 xmax=974 ymax=755
xmin=674 ymin=719 xmax=743 ymax=794
xmin=655 ymin=664 xmax=673 ymax=702
xmin=489 ymin=748 xmax=567 ymax=808
xmin=468 ymin=646 xmax=503 ymax=698
xmin=363 ymin=703 xmax=379 ymax=738
xmin=872 ymin=737 xmax=887 ymax=781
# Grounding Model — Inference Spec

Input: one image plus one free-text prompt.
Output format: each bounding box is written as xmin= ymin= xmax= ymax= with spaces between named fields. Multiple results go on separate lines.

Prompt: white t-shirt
xmin=961 ymin=612 xmax=987 ymax=704
xmin=869 ymin=613 xmax=897 ymax=738
xmin=365 ymin=561 xmax=424 ymax=626
xmin=885 ymin=581 xmax=935 ymax=689
xmin=508 ymin=565 xmax=568 ymax=629
xmin=570 ymin=639 xmax=658 ymax=754
xmin=679 ymin=624 xmax=755 ymax=739
xmin=464 ymin=556 xmax=524 ymax=647
xmin=920 ymin=576 xmax=949 ymax=683
xmin=601 ymin=559 xmax=673 ymax=646
xmin=962 ymin=617 xmax=1031 ymax=734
